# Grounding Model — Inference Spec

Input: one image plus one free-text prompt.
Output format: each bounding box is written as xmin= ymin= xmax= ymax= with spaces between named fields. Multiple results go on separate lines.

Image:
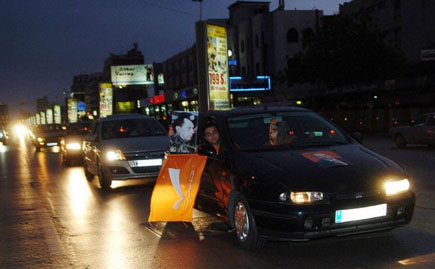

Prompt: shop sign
xmin=150 ymin=94 xmax=165 ymax=104
xmin=67 ymin=98 xmax=77 ymax=123
xmin=99 ymin=83 xmax=113 ymax=118
xmin=54 ymin=105 xmax=61 ymax=124
xmin=46 ymin=108 xmax=53 ymax=124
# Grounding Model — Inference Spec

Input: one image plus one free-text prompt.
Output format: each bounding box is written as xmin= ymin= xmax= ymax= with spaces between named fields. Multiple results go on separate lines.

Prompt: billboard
xmin=67 ymin=98 xmax=77 ymax=123
xmin=46 ymin=108 xmax=53 ymax=124
xmin=36 ymin=114 xmax=41 ymax=125
xmin=40 ymin=111 xmax=46 ymax=125
xmin=99 ymin=83 xmax=113 ymax=118
xmin=206 ymin=24 xmax=230 ymax=110
xmin=54 ymin=105 xmax=61 ymax=124
xmin=111 ymin=64 xmax=154 ymax=86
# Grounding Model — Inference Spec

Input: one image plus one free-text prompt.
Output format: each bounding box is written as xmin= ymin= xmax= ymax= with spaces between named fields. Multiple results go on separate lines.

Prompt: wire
xmin=136 ymin=0 xmax=198 ymax=18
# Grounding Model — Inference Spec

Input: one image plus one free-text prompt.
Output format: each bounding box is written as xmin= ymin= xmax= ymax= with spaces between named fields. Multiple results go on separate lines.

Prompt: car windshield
xmin=101 ymin=118 xmax=166 ymax=140
xmin=227 ymin=111 xmax=349 ymax=150
xmin=67 ymin=123 xmax=92 ymax=135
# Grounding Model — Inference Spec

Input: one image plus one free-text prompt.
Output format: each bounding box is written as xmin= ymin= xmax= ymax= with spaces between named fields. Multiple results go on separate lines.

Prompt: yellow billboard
xmin=207 ymin=24 xmax=230 ymax=110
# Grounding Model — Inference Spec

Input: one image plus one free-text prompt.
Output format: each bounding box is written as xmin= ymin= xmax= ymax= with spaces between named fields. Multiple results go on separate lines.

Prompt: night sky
xmin=1 ymin=0 xmax=349 ymax=118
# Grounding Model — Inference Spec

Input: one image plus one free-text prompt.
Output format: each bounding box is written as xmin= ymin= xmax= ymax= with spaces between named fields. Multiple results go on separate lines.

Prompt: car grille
xmin=131 ymin=166 xmax=161 ymax=174
xmin=124 ymin=151 xmax=165 ymax=161
xmin=335 ymin=189 xmax=382 ymax=200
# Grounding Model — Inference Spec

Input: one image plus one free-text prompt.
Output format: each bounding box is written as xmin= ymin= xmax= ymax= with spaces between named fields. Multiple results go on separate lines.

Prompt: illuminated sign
xmin=40 ymin=111 xmax=46 ymax=125
xmin=67 ymin=98 xmax=77 ymax=123
xmin=99 ymin=83 xmax=113 ymax=118
xmin=77 ymin=101 xmax=86 ymax=111
xmin=111 ymin=64 xmax=154 ymax=86
xmin=207 ymin=24 xmax=230 ymax=110
xmin=46 ymin=108 xmax=53 ymax=124
xmin=229 ymin=76 xmax=271 ymax=92
xmin=229 ymin=60 xmax=237 ymax=66
xmin=116 ymin=102 xmax=132 ymax=113
xmin=54 ymin=105 xmax=61 ymax=124
xmin=36 ymin=114 xmax=40 ymax=125
xmin=150 ymin=94 xmax=165 ymax=104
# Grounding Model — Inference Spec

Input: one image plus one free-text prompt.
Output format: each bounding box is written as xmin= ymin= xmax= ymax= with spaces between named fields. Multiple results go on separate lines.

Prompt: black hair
xmin=173 ymin=112 xmax=196 ymax=128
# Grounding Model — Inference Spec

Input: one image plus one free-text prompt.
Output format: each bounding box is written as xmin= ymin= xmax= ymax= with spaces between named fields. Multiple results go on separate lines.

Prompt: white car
xmin=389 ymin=112 xmax=435 ymax=148
xmin=83 ymin=114 xmax=170 ymax=190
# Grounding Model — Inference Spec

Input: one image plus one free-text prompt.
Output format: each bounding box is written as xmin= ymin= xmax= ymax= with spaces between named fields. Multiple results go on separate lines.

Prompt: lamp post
xmin=192 ymin=0 xmax=204 ymax=21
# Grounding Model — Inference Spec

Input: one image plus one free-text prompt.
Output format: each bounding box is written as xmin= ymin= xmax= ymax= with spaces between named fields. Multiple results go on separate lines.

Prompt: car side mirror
xmin=197 ymin=144 xmax=217 ymax=157
xmin=350 ymin=132 xmax=363 ymax=144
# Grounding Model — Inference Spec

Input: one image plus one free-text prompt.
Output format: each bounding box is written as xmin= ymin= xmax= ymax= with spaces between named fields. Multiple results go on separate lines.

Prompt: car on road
xmin=194 ymin=106 xmax=415 ymax=249
xmin=31 ymin=124 xmax=65 ymax=151
xmin=83 ymin=114 xmax=169 ymax=190
xmin=60 ymin=122 xmax=94 ymax=166
xmin=0 ymin=125 xmax=8 ymax=145
xmin=389 ymin=113 xmax=435 ymax=148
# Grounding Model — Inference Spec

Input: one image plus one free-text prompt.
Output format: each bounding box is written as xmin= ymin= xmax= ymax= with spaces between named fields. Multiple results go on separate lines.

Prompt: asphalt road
xmin=0 ymin=135 xmax=434 ymax=268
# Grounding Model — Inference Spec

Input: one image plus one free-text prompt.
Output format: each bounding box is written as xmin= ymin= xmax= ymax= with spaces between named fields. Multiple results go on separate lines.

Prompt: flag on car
xmin=148 ymin=153 xmax=207 ymax=222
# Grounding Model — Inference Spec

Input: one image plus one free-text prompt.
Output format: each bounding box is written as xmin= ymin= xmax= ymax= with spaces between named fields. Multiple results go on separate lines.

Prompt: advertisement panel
xmin=36 ymin=114 xmax=40 ymax=125
xmin=206 ymin=24 xmax=230 ymax=110
xmin=111 ymin=64 xmax=154 ymax=85
xmin=116 ymin=102 xmax=132 ymax=113
xmin=40 ymin=111 xmax=46 ymax=125
xmin=99 ymin=83 xmax=113 ymax=118
xmin=54 ymin=105 xmax=61 ymax=124
xmin=46 ymin=108 xmax=53 ymax=124
xmin=67 ymin=98 xmax=77 ymax=123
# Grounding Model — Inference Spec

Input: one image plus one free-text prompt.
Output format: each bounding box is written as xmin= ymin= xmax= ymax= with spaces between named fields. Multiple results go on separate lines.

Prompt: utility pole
xmin=192 ymin=0 xmax=204 ymax=21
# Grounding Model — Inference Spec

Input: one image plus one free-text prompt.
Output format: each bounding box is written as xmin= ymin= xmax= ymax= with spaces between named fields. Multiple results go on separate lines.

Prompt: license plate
xmin=335 ymin=203 xmax=387 ymax=223
xmin=46 ymin=142 xmax=58 ymax=146
xmin=131 ymin=159 xmax=162 ymax=167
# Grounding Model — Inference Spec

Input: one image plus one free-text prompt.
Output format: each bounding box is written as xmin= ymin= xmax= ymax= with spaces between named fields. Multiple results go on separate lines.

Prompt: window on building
xmin=287 ymin=28 xmax=299 ymax=43
xmin=241 ymin=40 xmax=245 ymax=53
xmin=255 ymin=34 xmax=259 ymax=48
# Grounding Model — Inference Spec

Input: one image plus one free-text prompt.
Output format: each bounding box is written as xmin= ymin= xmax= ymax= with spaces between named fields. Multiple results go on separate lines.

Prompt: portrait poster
xmin=168 ymin=111 xmax=198 ymax=154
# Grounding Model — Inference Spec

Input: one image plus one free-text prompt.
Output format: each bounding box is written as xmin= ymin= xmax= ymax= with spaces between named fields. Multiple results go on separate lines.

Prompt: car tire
xmin=232 ymin=194 xmax=265 ymax=250
xmin=395 ymin=134 xmax=407 ymax=148
xmin=97 ymin=160 xmax=112 ymax=191
xmin=83 ymin=161 xmax=94 ymax=181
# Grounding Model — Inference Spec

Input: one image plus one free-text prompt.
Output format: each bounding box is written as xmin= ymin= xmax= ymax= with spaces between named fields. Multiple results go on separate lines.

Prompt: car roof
xmin=99 ymin=113 xmax=153 ymax=122
xmin=201 ymin=105 xmax=311 ymax=118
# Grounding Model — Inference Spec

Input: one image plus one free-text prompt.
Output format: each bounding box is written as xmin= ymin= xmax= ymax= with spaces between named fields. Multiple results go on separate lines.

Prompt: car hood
xmin=64 ymin=135 xmax=86 ymax=143
xmin=38 ymin=131 xmax=64 ymax=139
xmin=101 ymin=136 xmax=170 ymax=153
xmin=235 ymin=144 xmax=405 ymax=193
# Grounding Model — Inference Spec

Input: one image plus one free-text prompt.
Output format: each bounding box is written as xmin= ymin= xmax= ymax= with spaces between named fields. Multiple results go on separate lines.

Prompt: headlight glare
xmin=106 ymin=150 xmax=126 ymax=161
xmin=385 ymin=179 xmax=409 ymax=196
xmin=66 ymin=142 xmax=81 ymax=150
xmin=37 ymin=137 xmax=44 ymax=142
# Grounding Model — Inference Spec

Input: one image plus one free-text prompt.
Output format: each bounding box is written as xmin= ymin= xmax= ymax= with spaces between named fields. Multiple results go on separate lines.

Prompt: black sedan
xmin=60 ymin=122 xmax=93 ymax=166
xmin=194 ymin=106 xmax=415 ymax=249
xmin=31 ymin=124 xmax=65 ymax=152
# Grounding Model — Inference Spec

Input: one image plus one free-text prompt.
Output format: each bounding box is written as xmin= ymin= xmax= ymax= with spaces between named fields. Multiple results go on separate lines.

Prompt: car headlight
xmin=279 ymin=191 xmax=324 ymax=204
xmin=384 ymin=178 xmax=410 ymax=196
xmin=0 ymin=133 xmax=3 ymax=138
xmin=106 ymin=150 xmax=126 ymax=161
xmin=66 ymin=142 xmax=81 ymax=150
xmin=37 ymin=137 xmax=44 ymax=142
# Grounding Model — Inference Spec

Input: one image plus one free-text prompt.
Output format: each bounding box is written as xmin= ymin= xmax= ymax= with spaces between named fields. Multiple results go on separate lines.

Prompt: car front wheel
xmin=232 ymin=194 xmax=265 ymax=250
xmin=97 ymin=160 xmax=112 ymax=191
xmin=83 ymin=160 xmax=94 ymax=181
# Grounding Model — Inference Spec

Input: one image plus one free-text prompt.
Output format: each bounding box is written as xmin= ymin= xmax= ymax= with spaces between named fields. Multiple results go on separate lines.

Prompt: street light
xmin=192 ymin=0 xmax=204 ymax=21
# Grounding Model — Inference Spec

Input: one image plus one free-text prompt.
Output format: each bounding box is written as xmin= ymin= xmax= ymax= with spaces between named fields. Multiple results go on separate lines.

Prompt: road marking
xmin=37 ymin=208 xmax=66 ymax=256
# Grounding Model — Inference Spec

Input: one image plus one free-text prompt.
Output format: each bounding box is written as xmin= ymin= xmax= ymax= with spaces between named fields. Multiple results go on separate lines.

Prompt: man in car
xmin=169 ymin=112 xmax=196 ymax=153
xmin=204 ymin=121 xmax=221 ymax=155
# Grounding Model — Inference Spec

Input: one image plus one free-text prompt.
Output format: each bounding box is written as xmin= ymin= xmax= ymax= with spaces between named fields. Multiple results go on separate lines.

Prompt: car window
xmin=101 ymin=118 xmax=166 ymax=140
xmin=67 ymin=123 xmax=93 ymax=135
xmin=227 ymin=112 xmax=348 ymax=150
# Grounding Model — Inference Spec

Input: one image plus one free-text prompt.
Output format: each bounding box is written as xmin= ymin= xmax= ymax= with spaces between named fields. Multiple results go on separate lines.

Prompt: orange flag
xmin=148 ymin=153 xmax=207 ymax=222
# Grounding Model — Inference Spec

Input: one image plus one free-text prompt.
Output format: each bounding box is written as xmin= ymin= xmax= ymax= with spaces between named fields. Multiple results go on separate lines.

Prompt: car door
xmin=84 ymin=121 xmax=100 ymax=175
xmin=196 ymin=116 xmax=231 ymax=218
xmin=412 ymin=115 xmax=428 ymax=144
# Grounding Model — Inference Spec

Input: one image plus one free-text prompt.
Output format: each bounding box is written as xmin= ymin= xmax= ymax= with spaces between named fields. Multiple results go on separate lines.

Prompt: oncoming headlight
xmin=66 ymin=142 xmax=81 ymax=150
xmin=385 ymin=179 xmax=410 ymax=196
xmin=37 ymin=137 xmax=44 ymax=142
xmin=280 ymin=191 xmax=324 ymax=204
xmin=106 ymin=150 xmax=126 ymax=161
